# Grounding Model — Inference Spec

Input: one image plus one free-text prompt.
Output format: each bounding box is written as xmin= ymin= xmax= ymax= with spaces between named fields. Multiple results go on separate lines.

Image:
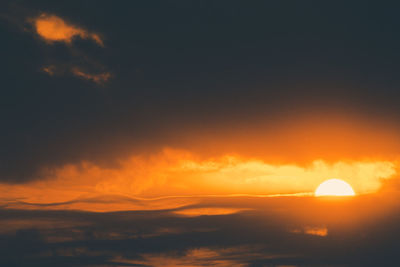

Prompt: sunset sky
xmin=1 ymin=1 xmax=400 ymax=266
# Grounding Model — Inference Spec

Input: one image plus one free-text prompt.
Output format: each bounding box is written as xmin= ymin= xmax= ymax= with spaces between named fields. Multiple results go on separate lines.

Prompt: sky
xmin=1 ymin=1 xmax=400 ymax=266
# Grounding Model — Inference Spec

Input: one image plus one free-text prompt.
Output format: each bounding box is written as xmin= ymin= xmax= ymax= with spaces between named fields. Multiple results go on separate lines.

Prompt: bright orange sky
xmin=1 ymin=114 xmax=399 ymax=210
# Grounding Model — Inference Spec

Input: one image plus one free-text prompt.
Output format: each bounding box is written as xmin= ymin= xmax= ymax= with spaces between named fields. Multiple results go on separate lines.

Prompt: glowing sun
xmin=315 ymin=179 xmax=355 ymax=197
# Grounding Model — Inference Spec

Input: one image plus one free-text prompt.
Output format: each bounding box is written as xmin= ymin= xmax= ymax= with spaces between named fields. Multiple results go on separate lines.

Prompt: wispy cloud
xmin=71 ymin=67 xmax=111 ymax=85
xmin=41 ymin=65 xmax=57 ymax=76
xmin=291 ymin=226 xmax=328 ymax=237
xmin=32 ymin=14 xmax=103 ymax=46
xmin=41 ymin=64 xmax=111 ymax=85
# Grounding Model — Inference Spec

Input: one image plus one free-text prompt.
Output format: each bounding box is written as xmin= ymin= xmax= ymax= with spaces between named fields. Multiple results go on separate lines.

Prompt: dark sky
xmin=2 ymin=0 xmax=400 ymax=183
xmin=3 ymin=2 xmax=400 ymax=266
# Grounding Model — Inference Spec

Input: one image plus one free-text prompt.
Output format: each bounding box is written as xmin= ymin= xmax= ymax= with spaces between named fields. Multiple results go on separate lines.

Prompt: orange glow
xmin=304 ymin=226 xmax=328 ymax=236
xmin=315 ymin=179 xmax=356 ymax=197
xmin=33 ymin=14 xmax=103 ymax=46
xmin=182 ymin=113 xmax=400 ymax=164
xmin=173 ymin=207 xmax=247 ymax=217
xmin=47 ymin=151 xmax=395 ymax=197
xmin=0 ymin=114 xmax=398 ymax=212
xmin=0 ymin=149 xmax=396 ymax=211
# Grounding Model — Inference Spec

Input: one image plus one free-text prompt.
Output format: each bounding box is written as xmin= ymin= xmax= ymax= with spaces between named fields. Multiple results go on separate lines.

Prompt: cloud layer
xmin=0 ymin=149 xmax=396 ymax=209
xmin=0 ymin=195 xmax=399 ymax=266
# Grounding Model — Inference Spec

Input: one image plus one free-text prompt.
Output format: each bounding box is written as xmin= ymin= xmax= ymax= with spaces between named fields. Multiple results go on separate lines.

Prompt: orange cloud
xmin=32 ymin=14 xmax=103 ymax=46
xmin=115 ymin=248 xmax=249 ymax=267
xmin=291 ymin=226 xmax=328 ymax=237
xmin=40 ymin=65 xmax=111 ymax=84
xmin=173 ymin=207 xmax=248 ymax=217
xmin=0 ymin=149 xmax=396 ymax=211
xmin=71 ymin=67 xmax=111 ymax=84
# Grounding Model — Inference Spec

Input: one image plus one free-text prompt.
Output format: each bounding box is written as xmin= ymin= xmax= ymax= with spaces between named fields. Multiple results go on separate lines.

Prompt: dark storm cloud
xmin=0 ymin=196 xmax=400 ymax=266
xmin=2 ymin=1 xmax=400 ymax=182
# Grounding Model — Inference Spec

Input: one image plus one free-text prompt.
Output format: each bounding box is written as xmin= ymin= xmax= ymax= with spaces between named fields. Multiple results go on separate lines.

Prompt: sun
xmin=315 ymin=179 xmax=355 ymax=197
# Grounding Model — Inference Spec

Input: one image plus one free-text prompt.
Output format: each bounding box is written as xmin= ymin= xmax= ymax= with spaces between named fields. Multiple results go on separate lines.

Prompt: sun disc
xmin=315 ymin=179 xmax=355 ymax=197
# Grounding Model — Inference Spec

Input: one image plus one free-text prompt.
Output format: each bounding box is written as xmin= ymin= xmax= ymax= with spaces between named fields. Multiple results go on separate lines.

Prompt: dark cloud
xmin=1 ymin=1 xmax=400 ymax=183
xmin=0 ymin=196 xmax=399 ymax=266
